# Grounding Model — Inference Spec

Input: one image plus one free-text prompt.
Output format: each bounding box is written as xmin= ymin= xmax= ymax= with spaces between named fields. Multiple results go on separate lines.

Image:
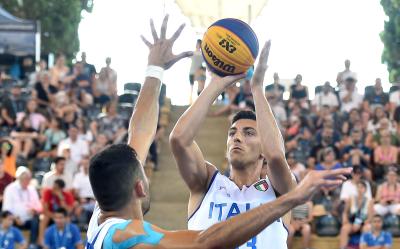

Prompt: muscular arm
xmin=170 ymin=75 xmax=243 ymax=193
xmin=251 ymin=41 xmax=296 ymax=195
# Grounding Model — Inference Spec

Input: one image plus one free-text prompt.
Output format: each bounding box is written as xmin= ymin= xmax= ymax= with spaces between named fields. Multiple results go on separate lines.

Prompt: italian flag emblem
xmin=254 ymin=180 xmax=269 ymax=192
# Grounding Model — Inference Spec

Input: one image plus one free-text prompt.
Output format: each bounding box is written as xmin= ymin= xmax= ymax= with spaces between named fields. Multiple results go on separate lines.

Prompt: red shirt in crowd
xmin=42 ymin=188 xmax=74 ymax=212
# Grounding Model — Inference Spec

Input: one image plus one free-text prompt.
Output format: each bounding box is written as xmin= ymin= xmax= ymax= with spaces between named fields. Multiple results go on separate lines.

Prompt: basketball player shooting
xmin=170 ymin=37 xmax=296 ymax=248
xmin=86 ymin=15 xmax=350 ymax=249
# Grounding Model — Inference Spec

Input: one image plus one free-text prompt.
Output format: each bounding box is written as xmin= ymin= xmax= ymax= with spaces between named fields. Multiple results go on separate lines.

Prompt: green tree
xmin=381 ymin=0 xmax=400 ymax=83
xmin=0 ymin=0 xmax=94 ymax=60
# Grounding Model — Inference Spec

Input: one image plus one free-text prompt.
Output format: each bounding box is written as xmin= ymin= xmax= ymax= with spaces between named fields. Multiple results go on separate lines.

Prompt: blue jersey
xmin=44 ymin=223 xmax=82 ymax=249
xmin=360 ymin=231 xmax=392 ymax=247
xmin=0 ymin=226 xmax=24 ymax=249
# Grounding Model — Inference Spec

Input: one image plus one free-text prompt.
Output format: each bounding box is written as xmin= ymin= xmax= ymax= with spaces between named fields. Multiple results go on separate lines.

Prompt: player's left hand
xmin=251 ymin=40 xmax=271 ymax=88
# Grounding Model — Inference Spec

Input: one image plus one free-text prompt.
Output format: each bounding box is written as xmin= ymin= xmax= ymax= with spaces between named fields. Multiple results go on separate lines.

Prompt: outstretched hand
xmin=141 ymin=15 xmax=193 ymax=70
xmin=294 ymin=168 xmax=352 ymax=204
xmin=251 ymin=40 xmax=271 ymax=87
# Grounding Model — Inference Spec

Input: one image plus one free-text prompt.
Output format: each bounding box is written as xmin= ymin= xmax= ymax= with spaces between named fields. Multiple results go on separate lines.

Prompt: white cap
xmin=15 ymin=166 xmax=31 ymax=179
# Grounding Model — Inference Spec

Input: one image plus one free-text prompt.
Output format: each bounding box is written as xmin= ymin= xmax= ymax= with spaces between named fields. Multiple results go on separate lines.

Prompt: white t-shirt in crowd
xmin=72 ymin=171 xmax=94 ymax=199
xmin=340 ymin=180 xmax=372 ymax=201
xmin=389 ymin=90 xmax=400 ymax=108
xmin=41 ymin=171 xmax=73 ymax=190
xmin=339 ymin=90 xmax=363 ymax=113
xmin=57 ymin=137 xmax=89 ymax=164
xmin=312 ymin=92 xmax=339 ymax=111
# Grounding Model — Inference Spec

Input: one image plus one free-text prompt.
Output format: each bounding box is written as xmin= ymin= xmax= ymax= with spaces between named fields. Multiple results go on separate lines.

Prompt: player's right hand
xmin=293 ymin=168 xmax=352 ymax=204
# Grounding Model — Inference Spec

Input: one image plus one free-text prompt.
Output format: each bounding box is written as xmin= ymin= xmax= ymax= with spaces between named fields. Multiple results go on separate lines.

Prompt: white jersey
xmin=188 ymin=172 xmax=288 ymax=249
xmin=86 ymin=206 xmax=126 ymax=249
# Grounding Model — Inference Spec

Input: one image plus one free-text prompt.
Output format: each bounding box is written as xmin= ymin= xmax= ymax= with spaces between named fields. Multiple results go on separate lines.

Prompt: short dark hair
xmin=89 ymin=144 xmax=143 ymax=212
xmin=231 ymin=110 xmax=256 ymax=125
xmin=54 ymin=179 xmax=66 ymax=189
xmin=1 ymin=211 xmax=12 ymax=219
xmin=54 ymin=157 xmax=66 ymax=164
xmin=54 ymin=207 xmax=68 ymax=217
xmin=373 ymin=214 xmax=383 ymax=221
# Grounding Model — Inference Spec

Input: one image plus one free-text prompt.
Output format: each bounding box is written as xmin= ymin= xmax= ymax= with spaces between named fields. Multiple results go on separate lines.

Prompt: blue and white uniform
xmin=188 ymin=171 xmax=288 ymax=249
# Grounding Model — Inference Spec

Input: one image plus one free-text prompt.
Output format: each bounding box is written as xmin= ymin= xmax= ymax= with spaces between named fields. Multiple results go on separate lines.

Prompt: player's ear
xmin=134 ymin=180 xmax=147 ymax=198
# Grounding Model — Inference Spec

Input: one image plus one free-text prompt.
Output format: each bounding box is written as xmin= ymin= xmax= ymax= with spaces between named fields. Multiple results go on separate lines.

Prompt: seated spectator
xmin=366 ymin=118 xmax=398 ymax=149
xmin=39 ymin=179 xmax=74 ymax=247
xmin=49 ymin=53 xmax=70 ymax=87
xmin=0 ymin=139 xmax=18 ymax=178
xmin=265 ymin=72 xmax=285 ymax=105
xmin=341 ymin=109 xmax=361 ymax=136
xmin=312 ymin=81 xmax=339 ymax=112
xmin=310 ymin=127 xmax=341 ymax=165
xmin=374 ymin=167 xmax=400 ymax=216
xmin=342 ymin=128 xmax=372 ymax=180
xmin=289 ymin=74 xmax=309 ymax=110
xmin=340 ymin=166 xmax=372 ymax=202
xmin=72 ymin=156 xmax=95 ymax=226
xmin=43 ymin=207 xmax=83 ymax=249
xmin=360 ymin=214 xmax=392 ymax=249
xmin=373 ymin=129 xmax=398 ymax=181
xmin=2 ymin=167 xmax=41 ymax=246
xmin=92 ymin=101 xmax=126 ymax=143
xmin=339 ymin=73 xmax=363 ymax=113
xmin=38 ymin=118 xmax=66 ymax=156
xmin=29 ymin=59 xmax=47 ymax=86
xmin=34 ymin=71 xmax=58 ymax=109
xmin=287 ymin=201 xmax=313 ymax=249
xmin=75 ymin=117 xmax=93 ymax=143
xmin=0 ymin=157 xmax=13 ymax=209
xmin=57 ymin=126 xmax=89 ymax=168
xmin=0 ymin=211 xmax=26 ymax=249
xmin=89 ymin=133 xmax=109 ymax=156
xmin=17 ymin=99 xmax=47 ymax=132
xmin=42 ymin=157 xmax=73 ymax=190
xmin=363 ymin=78 xmax=389 ymax=113
xmin=0 ymin=84 xmax=27 ymax=128
xmin=367 ymin=106 xmax=390 ymax=133
xmin=286 ymin=151 xmax=306 ymax=181
xmin=10 ymin=116 xmax=38 ymax=159
xmin=339 ymin=181 xmax=373 ymax=249
xmin=285 ymin=127 xmax=313 ymax=167
xmin=315 ymin=147 xmax=344 ymax=196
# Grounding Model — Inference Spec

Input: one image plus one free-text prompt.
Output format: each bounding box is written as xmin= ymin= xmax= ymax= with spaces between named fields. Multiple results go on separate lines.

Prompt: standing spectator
xmin=0 ymin=211 xmax=26 ymax=249
xmin=374 ymin=167 xmax=400 ymax=216
xmin=93 ymin=102 xmax=126 ymax=143
xmin=340 ymin=166 xmax=372 ymax=202
xmin=72 ymin=156 xmax=95 ymax=226
xmin=265 ymin=72 xmax=285 ymax=105
xmin=42 ymin=157 xmax=73 ymax=190
xmin=0 ymin=157 xmax=13 ymax=209
xmin=29 ymin=59 xmax=47 ymax=86
xmin=289 ymin=74 xmax=309 ymax=110
xmin=188 ymin=39 xmax=204 ymax=102
xmin=287 ymin=202 xmax=313 ymax=249
xmin=360 ymin=214 xmax=392 ymax=249
xmin=1 ymin=84 xmax=27 ymax=128
xmin=339 ymin=181 xmax=373 ymax=249
xmin=363 ymin=78 xmax=389 ymax=112
xmin=312 ymin=81 xmax=339 ymax=112
xmin=337 ymin=59 xmax=352 ymax=90
xmin=80 ymin=52 xmax=96 ymax=82
xmin=43 ymin=208 xmax=83 ymax=249
xmin=57 ymin=126 xmax=89 ymax=168
xmin=39 ymin=179 xmax=74 ymax=247
xmin=339 ymin=73 xmax=363 ymax=113
xmin=2 ymin=167 xmax=41 ymax=247
xmin=49 ymin=54 xmax=70 ymax=87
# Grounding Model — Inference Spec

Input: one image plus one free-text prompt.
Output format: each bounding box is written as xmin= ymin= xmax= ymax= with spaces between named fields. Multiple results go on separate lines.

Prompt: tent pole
xmin=35 ymin=20 xmax=41 ymax=64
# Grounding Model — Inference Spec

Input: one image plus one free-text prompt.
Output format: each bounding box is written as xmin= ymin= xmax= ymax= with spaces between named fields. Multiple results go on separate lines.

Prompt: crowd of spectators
xmin=0 ymin=52 xmax=169 ymax=249
xmin=212 ymin=59 xmax=399 ymax=249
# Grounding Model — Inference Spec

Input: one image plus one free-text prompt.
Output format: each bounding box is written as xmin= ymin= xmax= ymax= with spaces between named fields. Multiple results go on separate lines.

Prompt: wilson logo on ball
xmin=203 ymin=43 xmax=236 ymax=73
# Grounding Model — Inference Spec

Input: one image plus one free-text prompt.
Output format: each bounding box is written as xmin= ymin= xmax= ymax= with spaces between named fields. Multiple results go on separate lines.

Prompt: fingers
xmin=259 ymin=40 xmax=271 ymax=64
xmin=164 ymin=51 xmax=193 ymax=69
xmin=321 ymin=179 xmax=345 ymax=187
xmin=321 ymin=167 xmax=352 ymax=178
xmin=150 ymin=19 xmax=158 ymax=42
xmin=170 ymin=23 xmax=186 ymax=43
xmin=222 ymin=73 xmax=246 ymax=85
xmin=160 ymin=15 xmax=169 ymax=39
xmin=141 ymin=35 xmax=152 ymax=48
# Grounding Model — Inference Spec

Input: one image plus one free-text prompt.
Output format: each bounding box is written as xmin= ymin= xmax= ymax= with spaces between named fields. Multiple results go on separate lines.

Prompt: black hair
xmin=1 ymin=211 xmax=12 ymax=219
xmin=231 ymin=110 xmax=256 ymax=125
xmin=0 ymin=140 xmax=13 ymax=157
xmin=54 ymin=179 xmax=66 ymax=189
xmin=54 ymin=207 xmax=68 ymax=217
xmin=89 ymin=144 xmax=143 ymax=212
xmin=373 ymin=214 xmax=383 ymax=221
xmin=54 ymin=156 xmax=66 ymax=164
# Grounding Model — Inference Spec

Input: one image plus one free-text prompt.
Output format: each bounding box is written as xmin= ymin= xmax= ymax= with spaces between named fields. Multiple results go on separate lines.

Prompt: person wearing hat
xmin=339 ymin=72 xmax=363 ymax=113
xmin=374 ymin=167 xmax=400 ymax=216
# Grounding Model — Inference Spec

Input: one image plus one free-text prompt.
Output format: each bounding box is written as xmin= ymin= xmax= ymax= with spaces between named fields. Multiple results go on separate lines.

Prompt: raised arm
xmin=128 ymin=15 xmax=192 ymax=164
xmin=251 ymin=41 xmax=296 ymax=195
xmin=170 ymin=74 xmax=244 ymax=193
xmin=112 ymin=168 xmax=351 ymax=249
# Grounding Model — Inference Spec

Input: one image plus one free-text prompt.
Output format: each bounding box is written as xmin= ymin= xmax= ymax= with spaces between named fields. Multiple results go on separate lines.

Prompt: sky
xmin=79 ymin=0 xmax=389 ymax=104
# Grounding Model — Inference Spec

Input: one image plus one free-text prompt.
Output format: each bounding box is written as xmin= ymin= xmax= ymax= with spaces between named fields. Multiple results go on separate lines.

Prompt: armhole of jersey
xmin=188 ymin=170 xmax=219 ymax=221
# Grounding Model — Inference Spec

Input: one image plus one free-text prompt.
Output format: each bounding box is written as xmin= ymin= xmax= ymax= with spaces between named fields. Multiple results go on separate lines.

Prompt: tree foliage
xmin=0 ymin=0 xmax=94 ymax=60
xmin=381 ymin=0 xmax=400 ymax=83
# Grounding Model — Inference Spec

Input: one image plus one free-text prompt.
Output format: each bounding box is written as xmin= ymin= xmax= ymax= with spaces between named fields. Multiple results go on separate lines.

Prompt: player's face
xmin=227 ymin=119 xmax=262 ymax=168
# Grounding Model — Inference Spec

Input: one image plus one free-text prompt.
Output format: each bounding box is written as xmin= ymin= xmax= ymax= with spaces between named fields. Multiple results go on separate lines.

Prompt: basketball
xmin=201 ymin=18 xmax=259 ymax=77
